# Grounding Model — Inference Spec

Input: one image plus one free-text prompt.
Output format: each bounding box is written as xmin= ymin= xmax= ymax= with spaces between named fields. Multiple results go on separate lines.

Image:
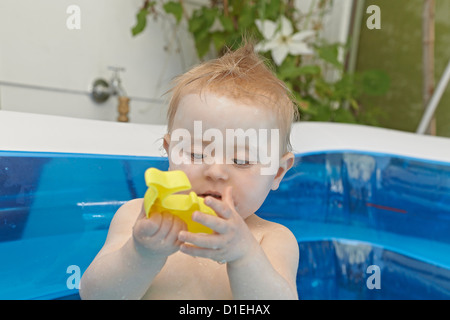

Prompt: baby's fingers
xmin=133 ymin=211 xmax=162 ymax=238
xmin=178 ymin=230 xmax=223 ymax=250
xmin=179 ymin=243 xmax=218 ymax=261
xmin=222 ymin=186 xmax=235 ymax=208
xmin=204 ymin=197 xmax=232 ymax=220
xmin=164 ymin=216 xmax=187 ymax=245
xmin=192 ymin=211 xmax=228 ymax=234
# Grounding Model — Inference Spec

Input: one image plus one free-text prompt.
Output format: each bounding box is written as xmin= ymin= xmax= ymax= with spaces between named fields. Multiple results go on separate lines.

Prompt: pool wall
xmin=1 ymin=110 xmax=450 ymax=299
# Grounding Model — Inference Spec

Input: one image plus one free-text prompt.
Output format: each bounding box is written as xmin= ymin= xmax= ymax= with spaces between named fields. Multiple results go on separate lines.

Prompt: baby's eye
xmin=233 ymin=158 xmax=251 ymax=166
xmin=191 ymin=153 xmax=204 ymax=160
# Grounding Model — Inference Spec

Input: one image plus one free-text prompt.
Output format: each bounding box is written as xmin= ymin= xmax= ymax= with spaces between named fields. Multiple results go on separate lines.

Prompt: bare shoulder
xmin=261 ymin=218 xmax=299 ymax=261
xmin=109 ymin=198 xmax=144 ymax=231
xmin=247 ymin=215 xmax=299 ymax=287
xmin=247 ymin=214 xmax=298 ymax=247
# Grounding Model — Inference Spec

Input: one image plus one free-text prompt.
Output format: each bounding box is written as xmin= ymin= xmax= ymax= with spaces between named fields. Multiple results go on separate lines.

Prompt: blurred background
xmin=0 ymin=0 xmax=449 ymax=136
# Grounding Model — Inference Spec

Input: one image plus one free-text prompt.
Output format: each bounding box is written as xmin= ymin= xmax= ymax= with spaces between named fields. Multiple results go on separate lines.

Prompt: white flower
xmin=255 ymin=16 xmax=315 ymax=66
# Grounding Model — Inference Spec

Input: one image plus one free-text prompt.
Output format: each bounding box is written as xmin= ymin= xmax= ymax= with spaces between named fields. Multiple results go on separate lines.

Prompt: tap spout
xmin=108 ymin=66 xmax=130 ymax=122
xmin=109 ymin=66 xmax=127 ymax=97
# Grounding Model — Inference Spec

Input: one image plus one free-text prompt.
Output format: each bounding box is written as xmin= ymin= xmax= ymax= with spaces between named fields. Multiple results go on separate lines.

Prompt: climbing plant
xmin=132 ymin=0 xmax=390 ymax=124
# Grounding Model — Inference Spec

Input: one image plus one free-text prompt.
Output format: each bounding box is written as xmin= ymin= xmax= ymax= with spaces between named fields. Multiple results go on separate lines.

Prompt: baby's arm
xmin=79 ymin=199 xmax=185 ymax=300
xmin=227 ymin=225 xmax=299 ymax=299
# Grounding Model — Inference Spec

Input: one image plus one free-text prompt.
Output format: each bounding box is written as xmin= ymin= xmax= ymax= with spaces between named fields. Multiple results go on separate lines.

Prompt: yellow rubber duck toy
xmin=143 ymin=168 xmax=217 ymax=234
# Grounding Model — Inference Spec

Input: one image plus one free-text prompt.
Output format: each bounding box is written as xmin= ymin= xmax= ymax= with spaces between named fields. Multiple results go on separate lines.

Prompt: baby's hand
xmin=132 ymin=205 xmax=187 ymax=259
xmin=178 ymin=186 xmax=258 ymax=264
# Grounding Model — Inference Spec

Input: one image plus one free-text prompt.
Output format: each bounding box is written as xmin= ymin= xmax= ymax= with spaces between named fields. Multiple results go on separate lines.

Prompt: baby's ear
xmin=163 ymin=133 xmax=170 ymax=154
xmin=271 ymin=152 xmax=294 ymax=190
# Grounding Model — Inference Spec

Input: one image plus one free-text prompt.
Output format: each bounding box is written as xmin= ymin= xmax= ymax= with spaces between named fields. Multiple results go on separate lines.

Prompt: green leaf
xmin=266 ymin=0 xmax=281 ymax=20
xmin=218 ymin=15 xmax=235 ymax=32
xmin=163 ymin=1 xmax=183 ymax=24
xmin=131 ymin=8 xmax=148 ymax=36
xmin=298 ymin=65 xmax=321 ymax=76
xmin=277 ymin=57 xmax=320 ymax=80
xmin=211 ymin=32 xmax=226 ymax=52
xmin=202 ymin=7 xmax=219 ymax=27
xmin=278 ymin=65 xmax=319 ymax=80
xmin=194 ymin=35 xmax=212 ymax=58
xmin=188 ymin=7 xmax=220 ymax=58
xmin=189 ymin=7 xmax=217 ymax=34
xmin=277 ymin=56 xmax=296 ymax=80
xmin=349 ymin=99 xmax=359 ymax=111
xmin=316 ymin=43 xmax=342 ymax=69
xmin=256 ymin=0 xmax=267 ymax=20
xmin=188 ymin=14 xmax=203 ymax=33
xmin=238 ymin=5 xmax=255 ymax=30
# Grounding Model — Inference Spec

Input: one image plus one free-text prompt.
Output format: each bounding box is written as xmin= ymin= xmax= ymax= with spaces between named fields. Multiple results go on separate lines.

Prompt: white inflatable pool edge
xmin=289 ymin=121 xmax=450 ymax=163
xmin=0 ymin=110 xmax=167 ymax=157
xmin=1 ymin=110 xmax=450 ymax=163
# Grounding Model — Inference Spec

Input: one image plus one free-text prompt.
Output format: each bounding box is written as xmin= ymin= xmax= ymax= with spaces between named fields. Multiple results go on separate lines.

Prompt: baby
xmin=80 ymin=42 xmax=299 ymax=300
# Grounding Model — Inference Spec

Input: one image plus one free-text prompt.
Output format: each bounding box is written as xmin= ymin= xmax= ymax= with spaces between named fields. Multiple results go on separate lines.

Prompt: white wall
xmin=0 ymin=0 xmax=353 ymax=125
xmin=0 ymin=0 xmax=199 ymax=124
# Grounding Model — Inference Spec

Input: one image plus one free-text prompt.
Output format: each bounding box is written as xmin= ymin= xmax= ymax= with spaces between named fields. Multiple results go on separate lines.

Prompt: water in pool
xmin=1 ymin=150 xmax=449 ymax=299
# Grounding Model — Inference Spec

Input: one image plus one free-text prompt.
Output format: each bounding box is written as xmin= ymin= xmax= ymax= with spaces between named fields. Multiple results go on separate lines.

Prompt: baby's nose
xmin=203 ymin=163 xmax=229 ymax=181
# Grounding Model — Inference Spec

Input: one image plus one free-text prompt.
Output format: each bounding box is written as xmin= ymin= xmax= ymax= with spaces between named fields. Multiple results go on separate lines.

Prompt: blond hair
xmin=166 ymin=42 xmax=298 ymax=153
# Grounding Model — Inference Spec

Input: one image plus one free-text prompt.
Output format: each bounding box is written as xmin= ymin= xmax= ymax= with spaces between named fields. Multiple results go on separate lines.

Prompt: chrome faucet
xmin=108 ymin=66 xmax=127 ymax=97
xmin=91 ymin=66 xmax=130 ymax=122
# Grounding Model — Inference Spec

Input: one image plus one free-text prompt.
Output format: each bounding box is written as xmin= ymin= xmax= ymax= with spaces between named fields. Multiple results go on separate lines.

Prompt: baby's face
xmin=164 ymin=92 xmax=292 ymax=219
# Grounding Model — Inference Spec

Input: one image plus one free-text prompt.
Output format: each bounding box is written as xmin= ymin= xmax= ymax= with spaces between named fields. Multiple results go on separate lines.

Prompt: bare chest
xmin=142 ymin=253 xmax=232 ymax=300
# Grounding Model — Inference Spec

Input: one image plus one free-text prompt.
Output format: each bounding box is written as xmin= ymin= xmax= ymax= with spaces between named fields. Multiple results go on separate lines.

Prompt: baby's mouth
xmin=198 ymin=191 xmax=222 ymax=201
